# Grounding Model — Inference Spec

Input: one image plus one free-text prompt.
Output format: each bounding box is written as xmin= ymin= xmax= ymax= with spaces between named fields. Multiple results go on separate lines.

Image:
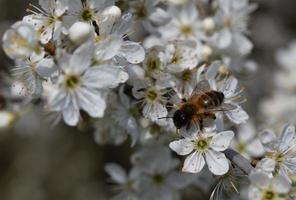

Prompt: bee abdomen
xmin=202 ymin=91 xmax=224 ymax=108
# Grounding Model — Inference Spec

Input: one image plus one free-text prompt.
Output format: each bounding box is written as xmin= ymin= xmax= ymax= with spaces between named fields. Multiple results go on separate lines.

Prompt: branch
xmin=224 ymin=149 xmax=254 ymax=175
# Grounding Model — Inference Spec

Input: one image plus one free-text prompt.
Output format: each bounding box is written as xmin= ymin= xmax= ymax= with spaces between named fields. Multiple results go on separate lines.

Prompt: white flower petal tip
xmin=169 ymin=139 xmax=194 ymax=156
xmin=182 ymin=152 xmax=205 ymax=174
xmin=211 ymin=131 xmax=235 ymax=151
xmin=205 ymin=150 xmax=229 ymax=175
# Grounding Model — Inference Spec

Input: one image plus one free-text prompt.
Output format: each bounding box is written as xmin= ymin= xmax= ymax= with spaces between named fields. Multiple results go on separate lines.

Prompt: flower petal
xmin=105 ymin=163 xmax=127 ymax=184
xmin=169 ymin=139 xmax=194 ymax=156
xmin=210 ymin=131 xmax=234 ymax=151
xmin=225 ymin=105 xmax=249 ymax=124
xmin=272 ymin=175 xmax=291 ymax=194
xmin=205 ymin=150 xmax=229 ymax=175
xmin=278 ymin=124 xmax=296 ymax=152
xmin=182 ymin=151 xmax=205 ymax=173
xmin=118 ymin=41 xmax=145 ymax=64
xmin=70 ymin=41 xmax=94 ymax=74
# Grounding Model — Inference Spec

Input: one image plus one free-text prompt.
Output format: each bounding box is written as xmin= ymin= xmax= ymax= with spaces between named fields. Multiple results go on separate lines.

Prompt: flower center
xmin=180 ymin=25 xmax=193 ymax=37
xmin=134 ymin=4 xmax=147 ymax=19
xmin=146 ymin=89 xmax=158 ymax=101
xmin=147 ymin=57 xmax=161 ymax=72
xmin=195 ymin=138 xmax=209 ymax=151
xmin=65 ymin=75 xmax=80 ymax=89
xmin=181 ymin=69 xmax=192 ymax=81
xmin=152 ymin=174 xmax=165 ymax=185
xmin=81 ymin=9 xmax=94 ymax=21
xmin=238 ymin=142 xmax=246 ymax=152
xmin=263 ymin=190 xmax=275 ymax=200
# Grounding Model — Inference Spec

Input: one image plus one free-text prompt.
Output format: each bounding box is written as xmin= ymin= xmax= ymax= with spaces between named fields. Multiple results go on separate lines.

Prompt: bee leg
xmin=199 ymin=119 xmax=204 ymax=131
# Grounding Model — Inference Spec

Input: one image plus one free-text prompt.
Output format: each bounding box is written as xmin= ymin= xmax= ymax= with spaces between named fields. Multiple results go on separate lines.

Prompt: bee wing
xmin=190 ymin=80 xmax=211 ymax=97
xmin=205 ymin=103 xmax=237 ymax=112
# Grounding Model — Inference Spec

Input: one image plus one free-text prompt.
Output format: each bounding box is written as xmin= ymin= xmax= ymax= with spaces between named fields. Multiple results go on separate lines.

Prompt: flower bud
xmin=69 ymin=22 xmax=92 ymax=44
xmin=203 ymin=17 xmax=215 ymax=34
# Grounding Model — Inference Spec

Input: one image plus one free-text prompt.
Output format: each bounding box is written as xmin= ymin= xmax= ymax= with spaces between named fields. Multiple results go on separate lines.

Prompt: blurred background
xmin=0 ymin=0 xmax=295 ymax=199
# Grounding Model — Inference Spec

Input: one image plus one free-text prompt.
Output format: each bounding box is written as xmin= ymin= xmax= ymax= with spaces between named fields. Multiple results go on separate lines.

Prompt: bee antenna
xmin=158 ymin=116 xmax=173 ymax=120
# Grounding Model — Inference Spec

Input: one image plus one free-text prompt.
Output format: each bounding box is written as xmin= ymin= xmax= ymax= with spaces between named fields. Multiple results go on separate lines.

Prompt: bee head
xmin=173 ymin=110 xmax=188 ymax=129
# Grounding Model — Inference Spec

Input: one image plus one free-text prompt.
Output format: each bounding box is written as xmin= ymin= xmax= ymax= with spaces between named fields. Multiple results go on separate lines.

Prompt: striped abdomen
xmin=195 ymin=91 xmax=224 ymax=110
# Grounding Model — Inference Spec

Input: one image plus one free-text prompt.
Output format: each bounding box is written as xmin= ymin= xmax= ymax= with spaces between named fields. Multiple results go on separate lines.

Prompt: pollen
xmin=263 ymin=190 xmax=275 ymax=200
xmin=181 ymin=69 xmax=192 ymax=81
xmin=81 ymin=9 xmax=94 ymax=21
xmin=146 ymin=89 xmax=158 ymax=101
xmin=180 ymin=25 xmax=193 ymax=37
xmin=65 ymin=75 xmax=80 ymax=89
xmin=195 ymin=138 xmax=209 ymax=151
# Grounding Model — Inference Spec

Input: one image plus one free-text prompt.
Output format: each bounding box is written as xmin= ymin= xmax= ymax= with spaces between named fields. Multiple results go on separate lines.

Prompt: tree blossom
xmin=169 ymin=130 xmax=234 ymax=175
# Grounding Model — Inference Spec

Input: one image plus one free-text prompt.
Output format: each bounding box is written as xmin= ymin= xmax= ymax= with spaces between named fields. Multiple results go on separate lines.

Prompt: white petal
xmin=118 ymin=41 xmax=145 ymax=64
xmin=272 ymin=175 xmax=291 ymax=194
xmin=210 ymin=131 xmax=234 ymax=151
xmin=82 ymin=65 xmax=128 ymax=89
xmin=69 ymin=41 xmax=94 ymax=74
xmin=246 ymin=139 xmax=265 ymax=157
xmin=62 ymin=93 xmax=80 ymax=126
xmin=232 ymin=33 xmax=253 ymax=56
xmin=238 ymin=122 xmax=255 ymax=143
xmin=169 ymin=139 xmax=194 ymax=156
xmin=256 ymin=158 xmax=275 ymax=173
xmin=249 ymin=171 xmax=270 ymax=189
xmin=182 ymin=151 xmax=205 ymax=174
xmin=221 ymin=77 xmax=238 ymax=98
xmin=278 ymin=124 xmax=296 ymax=152
xmin=259 ymin=130 xmax=277 ymax=144
xmin=35 ymin=58 xmax=56 ymax=77
xmin=76 ymin=87 xmax=106 ymax=118
xmin=205 ymin=150 xmax=229 ymax=175
xmin=212 ymin=28 xmax=232 ymax=48
xmin=143 ymin=103 xmax=167 ymax=122
xmin=105 ymin=163 xmax=127 ymax=184
xmin=225 ymin=105 xmax=249 ymax=124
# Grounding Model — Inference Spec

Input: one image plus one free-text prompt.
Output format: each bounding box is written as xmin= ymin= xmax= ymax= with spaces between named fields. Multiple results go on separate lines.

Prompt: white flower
xmin=169 ymin=130 xmax=234 ymax=175
xmin=105 ymin=163 xmax=140 ymax=200
xmin=132 ymin=144 xmax=194 ymax=200
xmin=207 ymin=61 xmax=249 ymax=126
xmin=2 ymin=21 xmax=41 ymax=60
xmin=11 ymin=54 xmax=56 ymax=97
xmin=111 ymin=86 xmax=141 ymax=146
xmin=65 ymin=0 xmax=114 ymax=26
xmin=210 ymin=0 xmax=256 ymax=55
xmin=249 ymin=172 xmax=291 ymax=200
xmin=231 ymin=122 xmax=265 ymax=159
xmin=23 ymin=0 xmax=68 ymax=44
xmin=159 ymin=3 xmax=204 ymax=41
xmin=94 ymin=13 xmax=145 ymax=64
xmin=46 ymin=41 xmax=128 ymax=126
xmin=132 ymin=80 xmax=169 ymax=122
xmin=259 ymin=124 xmax=296 ymax=183
xmin=159 ymin=41 xmax=200 ymax=73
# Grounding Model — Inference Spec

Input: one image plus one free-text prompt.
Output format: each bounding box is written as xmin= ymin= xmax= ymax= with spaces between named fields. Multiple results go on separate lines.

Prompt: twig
xmin=224 ymin=149 xmax=254 ymax=175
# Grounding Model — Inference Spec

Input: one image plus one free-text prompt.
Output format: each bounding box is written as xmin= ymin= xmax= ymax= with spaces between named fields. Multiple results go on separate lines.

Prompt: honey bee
xmin=172 ymin=80 xmax=236 ymax=130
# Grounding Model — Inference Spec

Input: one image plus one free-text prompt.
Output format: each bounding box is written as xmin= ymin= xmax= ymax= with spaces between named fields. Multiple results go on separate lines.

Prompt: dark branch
xmin=224 ymin=149 xmax=254 ymax=175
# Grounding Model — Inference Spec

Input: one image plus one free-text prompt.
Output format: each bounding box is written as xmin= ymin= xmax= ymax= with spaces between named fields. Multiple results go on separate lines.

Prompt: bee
xmin=172 ymin=80 xmax=236 ymax=130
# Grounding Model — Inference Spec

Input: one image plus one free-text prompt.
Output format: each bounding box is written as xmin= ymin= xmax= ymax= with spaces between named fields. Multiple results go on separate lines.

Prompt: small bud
xmin=69 ymin=22 xmax=92 ymax=44
xmin=201 ymin=45 xmax=213 ymax=61
xmin=102 ymin=6 xmax=122 ymax=21
xmin=0 ymin=111 xmax=15 ymax=129
xmin=203 ymin=17 xmax=215 ymax=33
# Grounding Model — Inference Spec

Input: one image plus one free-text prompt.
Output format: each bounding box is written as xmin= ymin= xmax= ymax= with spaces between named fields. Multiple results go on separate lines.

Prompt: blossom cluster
xmin=1 ymin=0 xmax=296 ymax=200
